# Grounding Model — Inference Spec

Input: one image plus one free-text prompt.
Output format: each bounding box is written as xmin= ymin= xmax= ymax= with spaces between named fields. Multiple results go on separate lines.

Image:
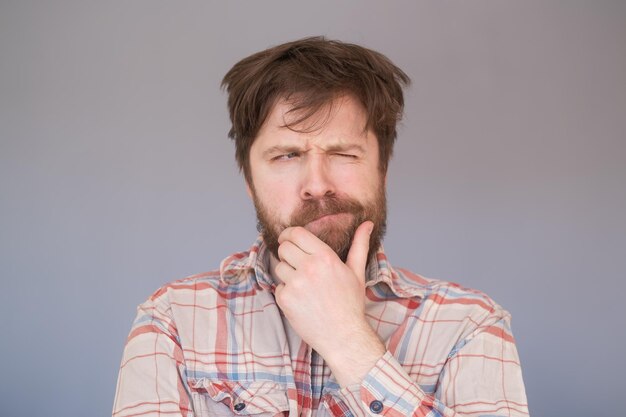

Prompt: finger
xmin=346 ymin=221 xmax=374 ymax=282
xmin=277 ymin=240 xmax=309 ymax=269
xmin=274 ymin=260 xmax=297 ymax=284
xmin=274 ymin=283 xmax=285 ymax=306
xmin=278 ymin=226 xmax=326 ymax=254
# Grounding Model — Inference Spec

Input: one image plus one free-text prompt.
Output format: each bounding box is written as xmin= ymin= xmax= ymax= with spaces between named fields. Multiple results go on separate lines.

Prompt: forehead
xmin=255 ymin=95 xmax=372 ymax=146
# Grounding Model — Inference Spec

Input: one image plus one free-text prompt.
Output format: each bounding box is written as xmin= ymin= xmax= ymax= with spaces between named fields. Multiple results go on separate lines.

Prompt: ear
xmin=245 ymin=180 xmax=253 ymax=199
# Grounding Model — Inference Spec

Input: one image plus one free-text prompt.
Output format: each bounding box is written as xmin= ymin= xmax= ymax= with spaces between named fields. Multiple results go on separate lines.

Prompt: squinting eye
xmin=336 ymin=153 xmax=357 ymax=159
xmin=274 ymin=152 xmax=299 ymax=161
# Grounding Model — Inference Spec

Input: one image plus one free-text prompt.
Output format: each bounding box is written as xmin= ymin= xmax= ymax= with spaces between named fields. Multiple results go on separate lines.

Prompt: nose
xmin=300 ymin=155 xmax=335 ymax=200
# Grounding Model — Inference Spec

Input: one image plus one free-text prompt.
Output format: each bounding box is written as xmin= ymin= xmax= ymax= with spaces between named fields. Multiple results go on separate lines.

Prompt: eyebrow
xmin=324 ymin=143 xmax=366 ymax=154
xmin=262 ymin=143 xmax=366 ymax=159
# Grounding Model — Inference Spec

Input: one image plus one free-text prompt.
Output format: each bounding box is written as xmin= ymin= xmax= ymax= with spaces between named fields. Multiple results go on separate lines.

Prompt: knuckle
xmin=291 ymin=227 xmax=304 ymax=240
xmin=277 ymin=243 xmax=287 ymax=260
xmin=276 ymin=261 xmax=289 ymax=275
xmin=319 ymin=250 xmax=335 ymax=264
xmin=278 ymin=227 xmax=292 ymax=241
xmin=275 ymin=287 xmax=287 ymax=305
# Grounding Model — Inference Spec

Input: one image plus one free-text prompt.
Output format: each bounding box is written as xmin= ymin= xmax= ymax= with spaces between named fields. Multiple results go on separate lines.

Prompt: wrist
xmin=321 ymin=324 xmax=386 ymax=387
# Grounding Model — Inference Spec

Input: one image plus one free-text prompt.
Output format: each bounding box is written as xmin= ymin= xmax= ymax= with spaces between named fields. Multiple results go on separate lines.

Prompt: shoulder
xmin=389 ymin=267 xmax=516 ymax=348
xmin=133 ymin=270 xmax=222 ymax=315
xmin=391 ymin=266 xmax=510 ymax=321
xmin=138 ymin=247 xmax=259 ymax=312
xmin=148 ymin=269 xmax=223 ymax=299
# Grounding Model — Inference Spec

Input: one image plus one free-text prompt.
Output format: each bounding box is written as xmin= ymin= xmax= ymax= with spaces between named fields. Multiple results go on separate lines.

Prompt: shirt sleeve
xmin=112 ymin=294 xmax=194 ymax=417
xmin=332 ymin=315 xmax=529 ymax=417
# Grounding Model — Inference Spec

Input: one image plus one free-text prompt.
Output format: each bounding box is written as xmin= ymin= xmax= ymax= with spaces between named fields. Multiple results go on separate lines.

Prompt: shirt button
xmin=234 ymin=402 xmax=246 ymax=411
xmin=369 ymin=399 xmax=384 ymax=414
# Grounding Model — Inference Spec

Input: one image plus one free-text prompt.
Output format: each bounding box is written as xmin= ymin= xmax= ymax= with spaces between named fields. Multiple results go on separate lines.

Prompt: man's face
xmin=247 ymin=95 xmax=387 ymax=263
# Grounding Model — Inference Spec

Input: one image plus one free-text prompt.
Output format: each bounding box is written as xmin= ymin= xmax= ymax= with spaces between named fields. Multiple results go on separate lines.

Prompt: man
xmin=113 ymin=37 xmax=529 ymax=417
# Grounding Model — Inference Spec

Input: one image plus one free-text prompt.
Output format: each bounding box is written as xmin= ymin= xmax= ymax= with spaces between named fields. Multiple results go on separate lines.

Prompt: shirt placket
xmin=310 ymin=349 xmax=330 ymax=417
xmin=280 ymin=310 xmax=313 ymax=417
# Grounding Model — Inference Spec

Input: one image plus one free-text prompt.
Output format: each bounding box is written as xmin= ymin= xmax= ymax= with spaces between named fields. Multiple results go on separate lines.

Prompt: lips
xmin=304 ymin=212 xmax=351 ymax=231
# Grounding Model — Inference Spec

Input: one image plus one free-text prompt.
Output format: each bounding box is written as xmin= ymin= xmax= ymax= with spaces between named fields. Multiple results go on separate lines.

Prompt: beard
xmin=252 ymin=183 xmax=387 ymax=264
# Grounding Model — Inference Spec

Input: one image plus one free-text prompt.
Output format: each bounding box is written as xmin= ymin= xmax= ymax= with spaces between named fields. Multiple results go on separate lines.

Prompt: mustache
xmin=288 ymin=196 xmax=365 ymax=227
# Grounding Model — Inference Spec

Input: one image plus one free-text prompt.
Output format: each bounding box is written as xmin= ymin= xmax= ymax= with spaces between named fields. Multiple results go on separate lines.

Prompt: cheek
xmin=259 ymin=177 xmax=295 ymax=200
xmin=255 ymin=179 xmax=299 ymax=216
xmin=335 ymin=169 xmax=380 ymax=199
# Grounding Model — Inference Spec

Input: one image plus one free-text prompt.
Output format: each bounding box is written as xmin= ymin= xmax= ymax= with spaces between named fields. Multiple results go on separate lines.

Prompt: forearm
xmin=330 ymin=350 xmax=528 ymax=417
xmin=324 ymin=315 xmax=529 ymax=417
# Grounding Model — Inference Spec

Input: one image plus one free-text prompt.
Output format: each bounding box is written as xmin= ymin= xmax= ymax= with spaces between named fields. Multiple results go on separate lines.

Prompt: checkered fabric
xmin=113 ymin=236 xmax=528 ymax=417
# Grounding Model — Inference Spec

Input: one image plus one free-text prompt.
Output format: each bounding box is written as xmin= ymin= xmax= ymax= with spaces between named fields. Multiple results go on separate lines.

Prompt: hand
xmin=273 ymin=221 xmax=386 ymax=386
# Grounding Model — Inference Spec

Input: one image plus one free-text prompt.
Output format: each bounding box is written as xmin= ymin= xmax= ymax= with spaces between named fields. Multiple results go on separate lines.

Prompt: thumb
xmin=346 ymin=221 xmax=374 ymax=281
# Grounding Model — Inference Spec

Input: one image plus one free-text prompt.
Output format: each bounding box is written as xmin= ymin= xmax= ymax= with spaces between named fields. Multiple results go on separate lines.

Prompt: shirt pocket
xmin=188 ymin=378 xmax=290 ymax=417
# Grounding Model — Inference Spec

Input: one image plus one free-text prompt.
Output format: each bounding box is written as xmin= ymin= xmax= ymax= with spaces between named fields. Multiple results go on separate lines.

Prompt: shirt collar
xmin=219 ymin=235 xmax=425 ymax=299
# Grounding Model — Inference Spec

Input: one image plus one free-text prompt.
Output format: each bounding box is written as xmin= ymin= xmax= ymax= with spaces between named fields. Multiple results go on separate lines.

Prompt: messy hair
xmin=221 ymin=36 xmax=411 ymax=183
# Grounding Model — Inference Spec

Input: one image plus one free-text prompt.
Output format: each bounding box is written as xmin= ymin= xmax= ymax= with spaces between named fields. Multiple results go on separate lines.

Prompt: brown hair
xmin=221 ymin=36 xmax=411 ymax=183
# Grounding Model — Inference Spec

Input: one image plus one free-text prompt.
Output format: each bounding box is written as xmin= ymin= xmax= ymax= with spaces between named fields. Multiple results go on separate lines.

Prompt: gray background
xmin=1 ymin=1 xmax=625 ymax=416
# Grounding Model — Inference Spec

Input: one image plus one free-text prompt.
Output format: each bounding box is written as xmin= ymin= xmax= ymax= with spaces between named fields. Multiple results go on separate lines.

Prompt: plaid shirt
xmin=113 ymin=237 xmax=529 ymax=417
